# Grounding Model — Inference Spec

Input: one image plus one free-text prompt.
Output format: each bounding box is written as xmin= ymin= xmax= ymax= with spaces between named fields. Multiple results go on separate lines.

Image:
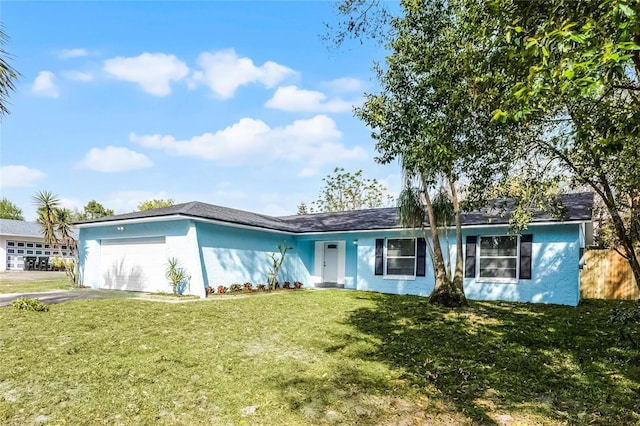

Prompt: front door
xmin=323 ymin=242 xmax=339 ymax=283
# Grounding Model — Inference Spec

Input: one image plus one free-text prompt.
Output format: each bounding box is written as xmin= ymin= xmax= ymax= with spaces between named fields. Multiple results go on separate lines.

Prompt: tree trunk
xmin=423 ymin=176 xmax=467 ymax=307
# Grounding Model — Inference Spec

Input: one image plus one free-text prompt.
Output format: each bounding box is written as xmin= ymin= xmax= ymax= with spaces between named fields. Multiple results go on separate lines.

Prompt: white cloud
xmin=189 ymin=49 xmax=297 ymax=99
xmin=323 ymin=77 xmax=365 ymax=93
xmin=103 ymin=52 xmax=189 ymax=96
xmin=131 ymin=115 xmax=366 ymax=166
xmin=297 ymin=168 xmax=317 ymax=177
xmin=265 ymin=85 xmax=353 ymax=113
xmin=77 ymin=146 xmax=154 ymax=173
xmin=0 ymin=165 xmax=47 ymax=188
xmin=31 ymin=71 xmax=60 ymax=98
xmin=63 ymin=71 xmax=94 ymax=82
xmin=59 ymin=48 xmax=88 ymax=59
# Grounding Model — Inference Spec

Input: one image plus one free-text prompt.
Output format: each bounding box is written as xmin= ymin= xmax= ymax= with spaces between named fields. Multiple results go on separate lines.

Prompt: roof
xmin=0 ymin=219 xmax=44 ymax=238
xmin=0 ymin=219 xmax=79 ymax=240
xmin=76 ymin=192 xmax=594 ymax=233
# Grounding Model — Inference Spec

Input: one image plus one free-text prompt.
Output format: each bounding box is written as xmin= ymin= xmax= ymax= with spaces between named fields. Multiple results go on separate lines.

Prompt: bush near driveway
xmin=0 ymin=292 xmax=638 ymax=425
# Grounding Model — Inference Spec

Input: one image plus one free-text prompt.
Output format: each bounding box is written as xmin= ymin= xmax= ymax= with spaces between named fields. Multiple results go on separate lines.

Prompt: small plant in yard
xmin=267 ymin=240 xmax=292 ymax=290
xmin=294 ymin=281 xmax=304 ymax=289
xmin=12 ymin=297 xmax=50 ymax=312
xmin=217 ymin=285 xmax=227 ymax=294
xmin=282 ymin=281 xmax=291 ymax=289
xmin=165 ymin=257 xmax=191 ymax=295
xmin=256 ymin=283 xmax=266 ymax=291
xmin=243 ymin=282 xmax=253 ymax=292
xmin=205 ymin=286 xmax=215 ymax=296
xmin=229 ymin=283 xmax=243 ymax=293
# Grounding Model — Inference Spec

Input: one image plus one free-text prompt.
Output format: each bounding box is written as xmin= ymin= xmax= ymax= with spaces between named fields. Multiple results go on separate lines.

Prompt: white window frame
xmin=384 ymin=238 xmax=417 ymax=280
xmin=476 ymin=235 xmax=520 ymax=283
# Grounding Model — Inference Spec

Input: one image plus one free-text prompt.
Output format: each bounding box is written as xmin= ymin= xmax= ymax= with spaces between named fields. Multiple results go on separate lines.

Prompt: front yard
xmin=0 ymin=290 xmax=638 ymax=425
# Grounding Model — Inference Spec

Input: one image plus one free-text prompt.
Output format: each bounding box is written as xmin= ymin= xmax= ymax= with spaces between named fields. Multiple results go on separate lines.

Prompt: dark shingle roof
xmin=77 ymin=192 xmax=594 ymax=233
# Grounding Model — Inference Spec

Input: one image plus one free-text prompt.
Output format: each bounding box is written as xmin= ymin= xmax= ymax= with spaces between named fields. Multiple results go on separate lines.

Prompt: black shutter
xmin=519 ymin=234 xmax=533 ymax=280
xmin=375 ymin=239 xmax=384 ymax=276
xmin=416 ymin=238 xmax=426 ymax=277
xmin=464 ymin=236 xmax=477 ymax=278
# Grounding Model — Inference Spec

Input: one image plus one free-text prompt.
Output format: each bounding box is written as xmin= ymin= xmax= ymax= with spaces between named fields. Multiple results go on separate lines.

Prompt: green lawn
xmin=0 ymin=277 xmax=72 ymax=294
xmin=0 ymin=290 xmax=638 ymax=425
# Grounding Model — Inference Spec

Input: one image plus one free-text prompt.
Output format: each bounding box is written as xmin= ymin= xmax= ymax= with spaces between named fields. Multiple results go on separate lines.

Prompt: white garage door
xmin=99 ymin=237 xmax=167 ymax=293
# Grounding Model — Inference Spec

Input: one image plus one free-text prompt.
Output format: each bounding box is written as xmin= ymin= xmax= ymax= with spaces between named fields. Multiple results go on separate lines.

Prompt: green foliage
xmin=311 ymin=167 xmax=394 ymax=212
xmin=165 ymin=257 xmax=190 ymax=295
xmin=73 ymin=200 xmax=115 ymax=221
xmin=12 ymin=297 xmax=49 ymax=312
xmin=137 ymin=198 xmax=175 ymax=211
xmin=296 ymin=202 xmax=310 ymax=215
xmin=0 ymin=197 xmax=23 ymax=220
xmin=32 ymin=190 xmax=61 ymax=247
xmin=0 ymin=27 xmax=19 ymax=118
xmin=267 ymin=241 xmax=292 ymax=290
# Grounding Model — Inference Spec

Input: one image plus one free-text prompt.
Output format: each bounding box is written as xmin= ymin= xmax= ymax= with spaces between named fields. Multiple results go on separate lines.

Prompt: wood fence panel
xmin=581 ymin=249 xmax=639 ymax=300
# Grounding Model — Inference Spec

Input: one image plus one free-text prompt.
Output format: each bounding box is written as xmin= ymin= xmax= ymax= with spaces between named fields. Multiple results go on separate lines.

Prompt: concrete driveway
xmin=0 ymin=289 xmax=136 ymax=307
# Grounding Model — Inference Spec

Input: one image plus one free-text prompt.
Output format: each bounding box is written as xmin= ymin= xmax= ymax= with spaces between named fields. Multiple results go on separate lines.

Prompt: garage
xmin=99 ymin=237 xmax=167 ymax=293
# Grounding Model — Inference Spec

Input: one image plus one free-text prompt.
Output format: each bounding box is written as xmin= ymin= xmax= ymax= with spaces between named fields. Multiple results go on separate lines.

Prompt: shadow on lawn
xmin=338 ymin=293 xmax=640 ymax=425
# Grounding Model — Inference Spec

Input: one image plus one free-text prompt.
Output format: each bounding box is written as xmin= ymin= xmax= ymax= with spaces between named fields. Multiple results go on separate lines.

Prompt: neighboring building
xmin=0 ymin=219 xmax=77 ymax=271
xmin=76 ymin=193 xmax=593 ymax=306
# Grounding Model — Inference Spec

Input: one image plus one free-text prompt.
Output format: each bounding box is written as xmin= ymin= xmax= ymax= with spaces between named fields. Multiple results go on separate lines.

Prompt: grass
xmin=0 ymin=277 xmax=72 ymax=294
xmin=0 ymin=290 xmax=638 ymax=425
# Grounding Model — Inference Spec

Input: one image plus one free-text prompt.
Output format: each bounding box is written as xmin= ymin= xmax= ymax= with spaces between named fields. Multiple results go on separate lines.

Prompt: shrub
xmin=205 ymin=286 xmax=215 ymax=296
xmin=294 ymin=281 xmax=304 ymax=289
xmin=165 ymin=257 xmax=190 ymax=295
xmin=229 ymin=284 xmax=243 ymax=293
xmin=256 ymin=283 xmax=266 ymax=291
xmin=283 ymin=281 xmax=291 ymax=289
xmin=217 ymin=285 xmax=227 ymax=295
xmin=12 ymin=297 xmax=50 ymax=312
xmin=243 ymin=282 xmax=253 ymax=291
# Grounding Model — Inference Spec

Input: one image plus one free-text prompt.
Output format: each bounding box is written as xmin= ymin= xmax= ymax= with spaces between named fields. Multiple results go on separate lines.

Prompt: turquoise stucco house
xmin=76 ymin=192 xmax=593 ymax=306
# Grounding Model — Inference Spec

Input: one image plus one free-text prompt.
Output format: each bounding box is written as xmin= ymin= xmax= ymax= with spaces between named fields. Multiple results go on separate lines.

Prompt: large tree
xmin=355 ymin=0 xmax=520 ymax=306
xmin=0 ymin=197 xmax=24 ymax=220
xmin=338 ymin=0 xmax=640 ymax=293
xmin=310 ymin=167 xmax=394 ymax=212
xmin=481 ymin=0 xmax=640 ymax=290
xmin=0 ymin=26 xmax=19 ymax=118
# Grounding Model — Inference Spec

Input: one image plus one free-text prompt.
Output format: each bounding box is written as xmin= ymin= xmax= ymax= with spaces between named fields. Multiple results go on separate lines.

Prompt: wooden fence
xmin=581 ymin=249 xmax=639 ymax=300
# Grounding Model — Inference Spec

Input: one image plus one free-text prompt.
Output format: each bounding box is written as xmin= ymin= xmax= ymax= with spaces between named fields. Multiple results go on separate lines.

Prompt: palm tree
xmin=33 ymin=190 xmax=61 ymax=247
xmin=55 ymin=207 xmax=76 ymax=250
xmin=0 ymin=26 xmax=19 ymax=118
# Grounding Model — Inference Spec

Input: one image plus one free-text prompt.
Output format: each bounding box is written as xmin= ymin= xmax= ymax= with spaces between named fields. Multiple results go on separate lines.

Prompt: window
xmin=386 ymin=238 xmax=416 ymax=277
xmin=36 ymin=243 xmax=43 ymax=248
xmin=7 ymin=241 xmax=15 ymax=247
xmin=8 ymin=249 xmax=14 ymax=254
xmin=17 ymin=242 xmax=25 ymax=247
xmin=27 ymin=243 xmax=34 ymax=248
xmin=478 ymin=236 xmax=518 ymax=280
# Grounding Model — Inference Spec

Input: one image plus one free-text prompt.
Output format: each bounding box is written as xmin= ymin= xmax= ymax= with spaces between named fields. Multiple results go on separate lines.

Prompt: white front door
xmin=323 ymin=242 xmax=339 ymax=283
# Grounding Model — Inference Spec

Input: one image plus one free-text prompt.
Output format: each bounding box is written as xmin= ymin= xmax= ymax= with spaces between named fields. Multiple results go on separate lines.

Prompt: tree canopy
xmin=310 ymin=167 xmax=394 ymax=213
xmin=74 ymin=200 xmax=114 ymax=221
xmin=137 ymin=198 xmax=175 ymax=211
xmin=339 ymin=0 xmax=640 ymax=294
xmin=0 ymin=197 xmax=23 ymax=220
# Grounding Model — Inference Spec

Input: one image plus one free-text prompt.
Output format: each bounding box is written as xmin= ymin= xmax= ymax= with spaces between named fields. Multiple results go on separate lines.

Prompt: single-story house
xmin=76 ymin=192 xmax=593 ymax=306
xmin=0 ymin=219 xmax=77 ymax=271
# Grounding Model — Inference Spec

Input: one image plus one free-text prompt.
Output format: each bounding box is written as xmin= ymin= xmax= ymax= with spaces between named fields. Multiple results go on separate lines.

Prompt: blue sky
xmin=1 ymin=1 xmax=402 ymax=220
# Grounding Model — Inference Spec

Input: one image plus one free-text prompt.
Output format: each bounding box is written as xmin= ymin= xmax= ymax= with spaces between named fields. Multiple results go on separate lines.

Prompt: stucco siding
xmin=195 ymin=222 xmax=311 ymax=287
xmin=78 ymin=219 xmax=202 ymax=295
xmin=463 ymin=224 xmax=581 ymax=306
